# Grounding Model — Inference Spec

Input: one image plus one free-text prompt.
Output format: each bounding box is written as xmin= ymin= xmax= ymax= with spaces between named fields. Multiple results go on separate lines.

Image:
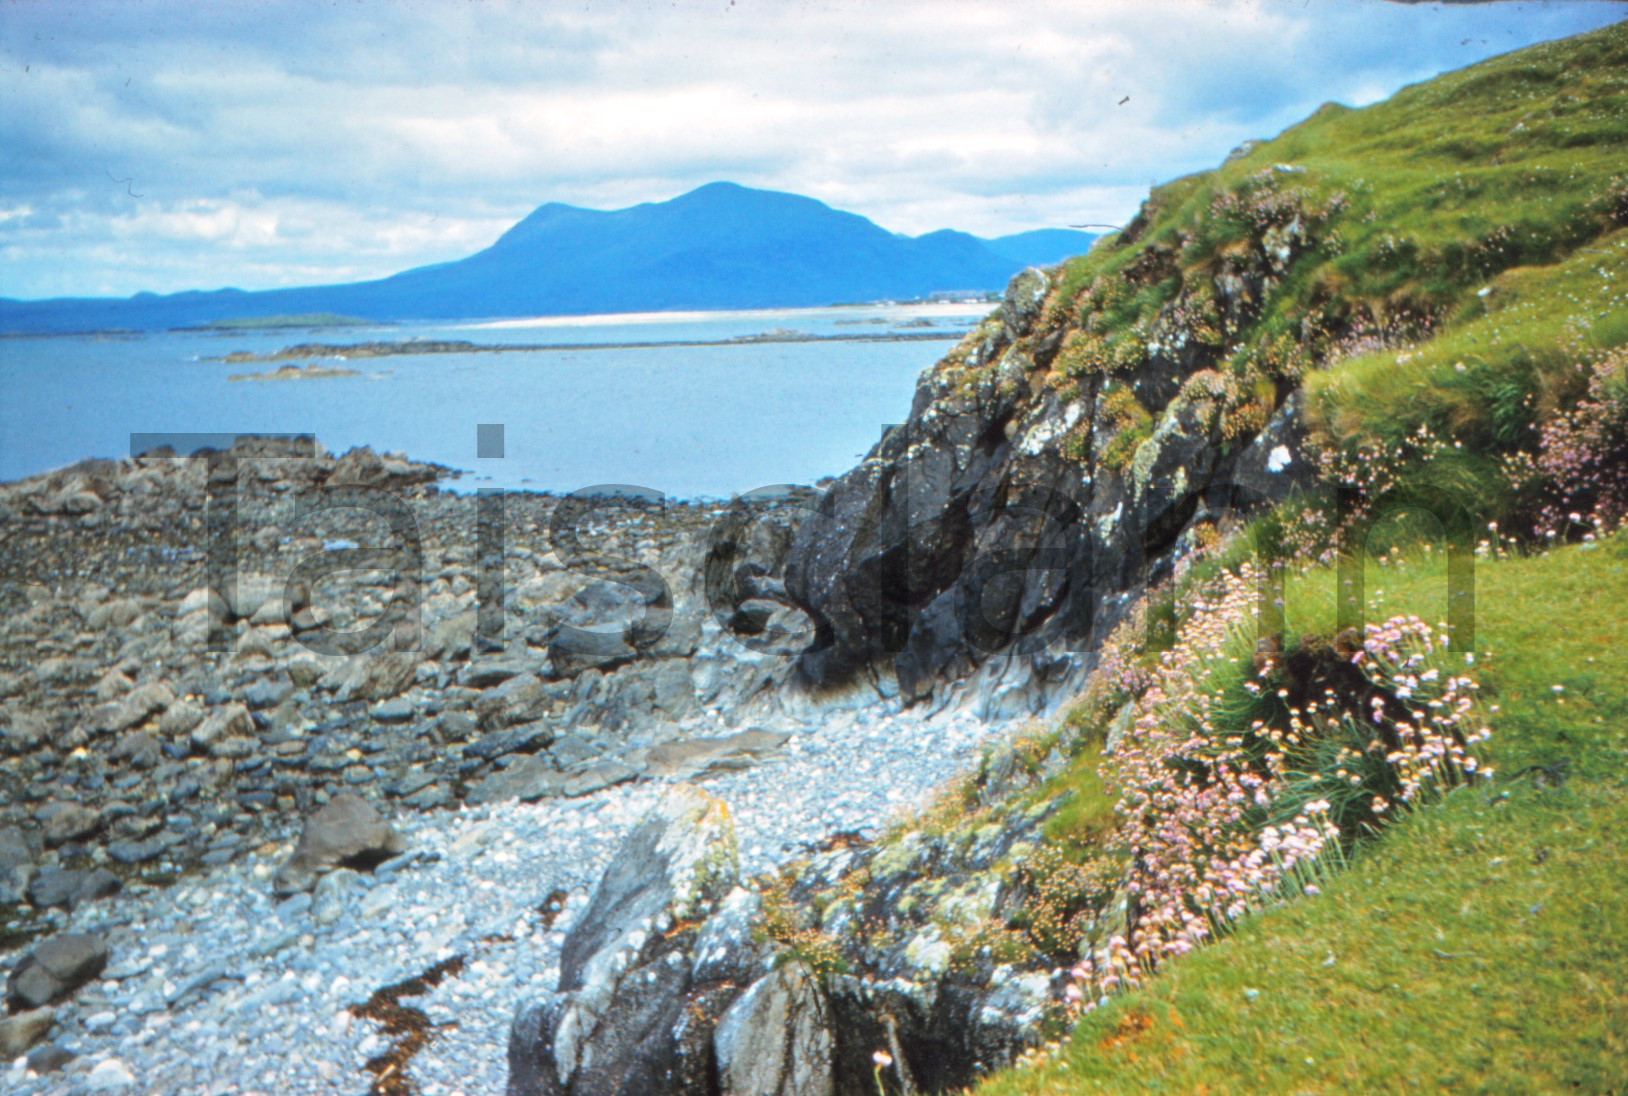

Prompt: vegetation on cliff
xmin=771 ymin=21 xmax=1628 ymax=1093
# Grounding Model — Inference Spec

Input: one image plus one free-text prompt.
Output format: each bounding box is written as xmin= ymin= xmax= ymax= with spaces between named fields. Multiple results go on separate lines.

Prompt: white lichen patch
xmin=1016 ymin=401 xmax=1082 ymax=457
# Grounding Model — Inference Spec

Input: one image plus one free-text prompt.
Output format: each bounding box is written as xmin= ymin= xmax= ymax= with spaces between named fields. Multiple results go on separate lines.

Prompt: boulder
xmin=0 ymin=1006 xmax=54 ymax=1056
xmin=466 ymin=756 xmax=568 ymax=806
xmin=6 ymin=933 xmax=110 ymax=1010
xmin=110 ymin=731 xmax=163 ymax=769
xmin=548 ymin=629 xmax=639 ymax=678
xmin=27 ymin=866 xmax=121 ymax=911
xmin=272 ymin=792 xmax=406 ymax=896
xmin=2 ymin=713 xmax=50 ymax=753
xmin=37 ymin=801 xmax=101 ymax=847
xmin=94 ymin=681 xmax=174 ymax=733
xmin=645 ymin=730 xmax=791 ymax=780
xmin=336 ymin=652 xmax=420 ymax=703
xmin=713 ymin=963 xmax=835 ymax=1096
xmin=190 ymin=702 xmax=254 ymax=752
xmin=507 ymin=786 xmax=739 ymax=1096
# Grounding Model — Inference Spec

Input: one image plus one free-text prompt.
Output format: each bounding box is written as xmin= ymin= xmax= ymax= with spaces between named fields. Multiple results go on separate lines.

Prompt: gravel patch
xmin=5 ymin=699 xmax=1010 ymax=1095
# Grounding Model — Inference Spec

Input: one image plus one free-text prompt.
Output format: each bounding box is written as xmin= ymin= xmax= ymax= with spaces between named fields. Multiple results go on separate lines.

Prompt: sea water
xmin=0 ymin=302 xmax=985 ymax=498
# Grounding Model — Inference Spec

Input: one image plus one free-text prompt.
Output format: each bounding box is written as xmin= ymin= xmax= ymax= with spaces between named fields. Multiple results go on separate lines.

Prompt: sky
xmin=1 ymin=0 xmax=1624 ymax=300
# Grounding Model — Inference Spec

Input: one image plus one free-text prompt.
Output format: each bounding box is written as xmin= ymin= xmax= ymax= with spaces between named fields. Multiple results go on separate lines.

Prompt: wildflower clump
xmin=1514 ymin=345 xmax=1628 ymax=538
xmin=1066 ymin=565 xmax=1490 ymax=1008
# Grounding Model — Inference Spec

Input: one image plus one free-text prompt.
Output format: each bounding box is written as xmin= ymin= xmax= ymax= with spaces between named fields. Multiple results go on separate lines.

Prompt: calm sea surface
xmin=0 ymin=302 xmax=986 ymax=498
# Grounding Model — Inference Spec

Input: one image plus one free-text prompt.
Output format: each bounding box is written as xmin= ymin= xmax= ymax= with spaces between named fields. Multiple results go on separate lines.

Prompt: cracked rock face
xmin=506 ymin=785 xmax=744 ymax=1096
xmin=713 ymin=962 xmax=834 ymax=1096
xmin=785 ymin=259 xmax=1315 ymax=708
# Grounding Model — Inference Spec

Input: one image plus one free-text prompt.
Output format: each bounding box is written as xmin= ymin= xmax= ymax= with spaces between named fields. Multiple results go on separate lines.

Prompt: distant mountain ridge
xmin=0 ymin=182 xmax=1097 ymax=333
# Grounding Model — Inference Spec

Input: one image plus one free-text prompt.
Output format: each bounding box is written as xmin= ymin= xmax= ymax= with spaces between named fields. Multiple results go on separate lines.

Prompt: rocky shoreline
xmin=0 ymin=435 xmax=1044 ymax=1092
xmin=214 ymin=328 xmax=964 ymax=365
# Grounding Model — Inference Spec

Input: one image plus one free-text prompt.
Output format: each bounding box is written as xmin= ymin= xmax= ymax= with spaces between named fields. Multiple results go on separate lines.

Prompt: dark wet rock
xmin=27 ymin=866 xmax=122 ymax=911
xmin=272 ymin=791 xmax=406 ymax=896
xmin=507 ymin=785 xmax=738 ymax=1096
xmin=783 ymin=254 xmax=1315 ymax=706
xmin=6 ymin=932 xmax=110 ymax=1010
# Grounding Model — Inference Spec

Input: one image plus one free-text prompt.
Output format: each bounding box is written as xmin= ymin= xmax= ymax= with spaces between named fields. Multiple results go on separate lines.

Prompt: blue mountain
xmin=0 ymin=182 xmax=1098 ymax=333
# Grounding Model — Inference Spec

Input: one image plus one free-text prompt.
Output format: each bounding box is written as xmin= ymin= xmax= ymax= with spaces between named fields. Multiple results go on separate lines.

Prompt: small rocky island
xmin=226 ymin=363 xmax=363 ymax=382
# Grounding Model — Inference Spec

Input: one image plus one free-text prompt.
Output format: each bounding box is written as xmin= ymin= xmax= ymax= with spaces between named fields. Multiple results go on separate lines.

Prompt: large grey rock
xmin=714 ymin=963 xmax=834 ymax=1096
xmin=475 ymin=674 xmax=551 ymax=731
xmin=27 ymin=866 xmax=121 ymax=911
xmin=95 ymin=681 xmax=174 ymax=733
xmin=466 ymin=756 xmax=568 ymax=805
xmin=548 ymin=629 xmax=639 ymax=678
xmin=0 ymin=826 xmax=36 ymax=874
xmin=272 ymin=792 xmax=406 ymax=896
xmin=1001 ymin=266 xmax=1050 ymax=339
xmin=0 ymin=827 xmax=36 ymax=904
xmin=645 ymin=730 xmax=790 ymax=780
xmin=507 ymin=785 xmax=738 ymax=1096
xmin=37 ymin=801 xmax=101 ymax=847
xmin=2 ymin=713 xmax=50 ymax=752
xmin=335 ymin=652 xmax=420 ymax=703
xmin=0 ymin=1007 xmax=54 ymax=1056
xmin=190 ymin=702 xmax=254 ymax=752
xmin=6 ymin=933 xmax=110 ymax=1010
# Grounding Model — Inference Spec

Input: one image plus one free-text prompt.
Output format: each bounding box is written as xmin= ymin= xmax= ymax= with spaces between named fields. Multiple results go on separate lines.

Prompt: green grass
xmin=975 ymin=534 xmax=1628 ymax=1094
xmin=1018 ymin=21 xmax=1628 ymax=528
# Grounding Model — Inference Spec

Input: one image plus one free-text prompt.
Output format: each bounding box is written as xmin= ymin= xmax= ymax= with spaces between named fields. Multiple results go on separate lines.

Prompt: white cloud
xmin=0 ymin=0 xmax=1622 ymax=297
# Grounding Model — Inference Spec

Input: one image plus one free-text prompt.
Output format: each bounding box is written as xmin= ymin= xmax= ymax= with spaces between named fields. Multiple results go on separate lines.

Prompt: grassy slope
xmin=956 ymin=23 xmax=1628 ymax=1094
xmin=979 ymin=537 xmax=1628 ymax=1093
xmin=1023 ymin=21 xmax=1628 ymax=525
